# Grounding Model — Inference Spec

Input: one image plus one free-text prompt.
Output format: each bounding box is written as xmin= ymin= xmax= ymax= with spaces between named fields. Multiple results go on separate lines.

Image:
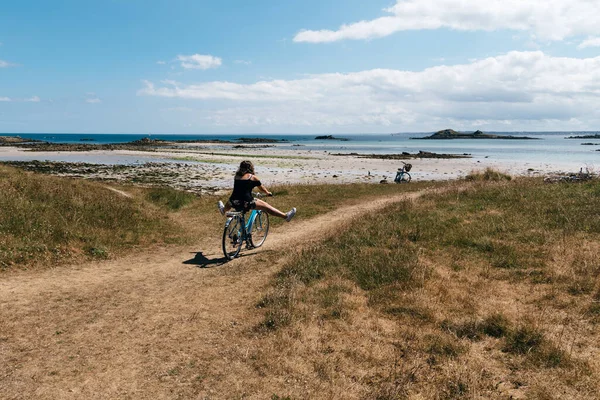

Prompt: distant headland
xmin=411 ymin=129 xmax=538 ymax=140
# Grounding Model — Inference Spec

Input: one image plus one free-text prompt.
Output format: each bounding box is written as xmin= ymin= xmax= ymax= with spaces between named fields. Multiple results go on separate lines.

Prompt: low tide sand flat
xmin=0 ymin=131 xmax=596 ymax=193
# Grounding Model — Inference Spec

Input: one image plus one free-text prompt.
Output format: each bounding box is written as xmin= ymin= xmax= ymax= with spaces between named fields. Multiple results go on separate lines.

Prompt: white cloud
xmin=157 ymin=60 xmax=167 ymax=65
xmin=139 ymin=51 xmax=600 ymax=131
xmin=578 ymin=37 xmax=600 ymax=49
xmin=0 ymin=60 xmax=14 ymax=68
xmin=177 ymin=54 xmax=222 ymax=70
xmin=294 ymin=0 xmax=600 ymax=43
xmin=161 ymin=79 xmax=181 ymax=86
xmin=25 ymin=96 xmax=40 ymax=102
xmin=86 ymin=98 xmax=102 ymax=104
xmin=0 ymin=96 xmax=11 ymax=102
xmin=234 ymin=60 xmax=252 ymax=65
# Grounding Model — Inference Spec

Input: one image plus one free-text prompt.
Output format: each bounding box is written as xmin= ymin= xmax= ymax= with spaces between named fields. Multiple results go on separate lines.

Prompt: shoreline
xmin=0 ymin=143 xmax=591 ymax=194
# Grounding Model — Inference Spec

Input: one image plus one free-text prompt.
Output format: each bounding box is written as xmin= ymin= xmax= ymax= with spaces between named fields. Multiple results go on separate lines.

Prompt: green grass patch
xmin=317 ymin=283 xmax=352 ymax=320
xmin=277 ymin=200 xmax=422 ymax=291
xmin=146 ymin=187 xmax=196 ymax=210
xmin=257 ymin=198 xmax=427 ymax=331
xmin=0 ymin=166 xmax=186 ymax=270
xmin=503 ymin=324 xmax=545 ymax=354
xmin=481 ymin=313 xmax=511 ymax=338
xmin=501 ymin=322 xmax=573 ymax=368
xmin=424 ymin=333 xmax=466 ymax=365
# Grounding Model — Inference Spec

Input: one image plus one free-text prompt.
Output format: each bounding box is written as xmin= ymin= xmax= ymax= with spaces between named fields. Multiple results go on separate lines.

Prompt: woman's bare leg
xmin=254 ymin=199 xmax=287 ymax=219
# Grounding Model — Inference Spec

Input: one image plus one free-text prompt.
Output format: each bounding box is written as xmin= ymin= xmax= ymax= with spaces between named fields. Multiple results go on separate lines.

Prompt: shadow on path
xmin=183 ymin=251 xmax=259 ymax=268
xmin=183 ymin=252 xmax=228 ymax=268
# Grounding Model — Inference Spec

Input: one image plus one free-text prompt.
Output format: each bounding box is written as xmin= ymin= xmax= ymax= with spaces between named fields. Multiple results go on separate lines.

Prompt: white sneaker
xmin=285 ymin=207 xmax=296 ymax=222
xmin=217 ymin=200 xmax=225 ymax=216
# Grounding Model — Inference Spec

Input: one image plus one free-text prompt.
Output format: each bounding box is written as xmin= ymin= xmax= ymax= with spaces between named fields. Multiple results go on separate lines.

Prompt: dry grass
xmin=0 ymin=166 xmax=188 ymax=270
xmin=0 ymin=164 xmax=429 ymax=272
xmin=465 ymin=167 xmax=512 ymax=181
xmin=255 ymin=177 xmax=600 ymax=398
xmin=2 ymin=167 xmax=598 ymax=398
xmin=0 ymin=172 xmax=437 ymax=400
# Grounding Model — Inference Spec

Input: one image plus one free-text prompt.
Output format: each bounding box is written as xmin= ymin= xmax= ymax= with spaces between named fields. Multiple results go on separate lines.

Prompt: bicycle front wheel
xmin=249 ymin=211 xmax=269 ymax=248
xmin=223 ymin=216 xmax=243 ymax=260
xmin=400 ymin=172 xmax=411 ymax=183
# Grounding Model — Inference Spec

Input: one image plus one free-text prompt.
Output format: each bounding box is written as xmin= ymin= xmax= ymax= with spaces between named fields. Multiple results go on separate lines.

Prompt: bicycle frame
xmin=394 ymin=167 xmax=412 ymax=183
xmin=226 ymin=209 xmax=260 ymax=246
xmin=222 ymin=192 xmax=271 ymax=260
xmin=395 ymin=170 xmax=406 ymax=181
xmin=245 ymin=209 xmax=259 ymax=234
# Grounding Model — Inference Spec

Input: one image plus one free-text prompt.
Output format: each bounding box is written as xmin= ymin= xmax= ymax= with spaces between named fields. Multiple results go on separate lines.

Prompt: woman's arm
xmin=258 ymin=184 xmax=272 ymax=196
xmin=252 ymin=175 xmax=272 ymax=196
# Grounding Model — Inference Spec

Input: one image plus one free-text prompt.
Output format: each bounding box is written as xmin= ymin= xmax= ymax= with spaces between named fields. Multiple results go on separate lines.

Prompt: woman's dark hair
xmin=235 ymin=160 xmax=255 ymax=178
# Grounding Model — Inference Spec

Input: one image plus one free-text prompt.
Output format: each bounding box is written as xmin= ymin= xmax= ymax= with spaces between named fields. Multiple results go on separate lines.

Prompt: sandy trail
xmin=0 ymin=191 xmax=422 ymax=399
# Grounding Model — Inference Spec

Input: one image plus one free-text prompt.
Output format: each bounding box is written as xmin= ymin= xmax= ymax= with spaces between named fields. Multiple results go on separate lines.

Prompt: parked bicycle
xmin=222 ymin=194 xmax=270 ymax=260
xmin=394 ymin=162 xmax=412 ymax=183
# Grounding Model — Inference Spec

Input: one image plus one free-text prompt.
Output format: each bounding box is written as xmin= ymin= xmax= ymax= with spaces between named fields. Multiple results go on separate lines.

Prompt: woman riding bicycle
xmin=218 ymin=160 xmax=296 ymax=222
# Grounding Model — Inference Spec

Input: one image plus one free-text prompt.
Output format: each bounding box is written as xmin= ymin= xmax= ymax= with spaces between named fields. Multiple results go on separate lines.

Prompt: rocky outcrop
xmin=566 ymin=134 xmax=600 ymax=139
xmin=315 ymin=135 xmax=349 ymax=141
xmin=0 ymin=136 xmax=42 ymax=144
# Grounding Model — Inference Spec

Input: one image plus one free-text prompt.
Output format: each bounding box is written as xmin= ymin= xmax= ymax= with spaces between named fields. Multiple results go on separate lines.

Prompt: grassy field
xmin=0 ymin=165 xmax=427 ymax=271
xmin=257 ymin=176 xmax=600 ymax=399
xmin=0 ymin=166 xmax=195 ymax=270
xmin=3 ymin=164 xmax=598 ymax=398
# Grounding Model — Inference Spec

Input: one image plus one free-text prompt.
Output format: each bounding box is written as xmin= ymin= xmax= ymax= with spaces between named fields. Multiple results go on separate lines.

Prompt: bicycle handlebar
xmin=253 ymin=192 xmax=273 ymax=199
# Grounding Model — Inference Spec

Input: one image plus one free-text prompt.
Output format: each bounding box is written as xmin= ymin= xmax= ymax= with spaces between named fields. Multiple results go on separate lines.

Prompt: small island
xmin=411 ymin=129 xmax=538 ymax=140
xmin=315 ymin=135 xmax=349 ymax=141
xmin=566 ymin=134 xmax=600 ymax=139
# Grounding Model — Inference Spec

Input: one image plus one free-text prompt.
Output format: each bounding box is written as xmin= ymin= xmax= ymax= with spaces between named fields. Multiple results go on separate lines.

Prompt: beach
xmin=0 ymin=135 xmax=594 ymax=193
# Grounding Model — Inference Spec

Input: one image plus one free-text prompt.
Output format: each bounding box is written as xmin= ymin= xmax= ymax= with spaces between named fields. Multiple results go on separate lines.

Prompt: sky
xmin=1 ymin=0 xmax=600 ymax=134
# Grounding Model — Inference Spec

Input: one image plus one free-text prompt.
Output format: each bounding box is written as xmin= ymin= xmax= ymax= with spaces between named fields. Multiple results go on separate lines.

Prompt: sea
xmin=0 ymin=132 xmax=598 ymax=171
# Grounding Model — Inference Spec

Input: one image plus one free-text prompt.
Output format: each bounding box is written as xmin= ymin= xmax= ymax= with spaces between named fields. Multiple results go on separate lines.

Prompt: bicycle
xmin=222 ymin=194 xmax=270 ymax=260
xmin=394 ymin=162 xmax=412 ymax=183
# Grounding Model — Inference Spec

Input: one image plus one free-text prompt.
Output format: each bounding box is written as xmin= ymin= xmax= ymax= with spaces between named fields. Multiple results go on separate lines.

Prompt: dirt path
xmin=0 ymin=191 xmax=422 ymax=399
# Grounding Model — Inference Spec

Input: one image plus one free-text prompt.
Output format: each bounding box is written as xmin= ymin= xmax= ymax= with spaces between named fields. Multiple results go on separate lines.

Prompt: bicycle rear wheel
xmin=400 ymin=172 xmax=411 ymax=183
xmin=249 ymin=211 xmax=269 ymax=248
xmin=223 ymin=216 xmax=243 ymax=260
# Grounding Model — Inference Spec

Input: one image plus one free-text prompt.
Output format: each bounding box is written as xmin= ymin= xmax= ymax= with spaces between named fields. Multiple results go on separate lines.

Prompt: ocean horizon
xmin=1 ymin=131 xmax=598 ymax=170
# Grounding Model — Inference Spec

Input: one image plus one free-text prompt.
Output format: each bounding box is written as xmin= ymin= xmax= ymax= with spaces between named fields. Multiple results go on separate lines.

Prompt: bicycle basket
xmin=404 ymin=163 xmax=412 ymax=172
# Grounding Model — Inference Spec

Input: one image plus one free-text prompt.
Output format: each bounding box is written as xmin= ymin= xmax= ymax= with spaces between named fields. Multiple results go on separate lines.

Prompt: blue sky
xmin=1 ymin=0 xmax=600 ymax=134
